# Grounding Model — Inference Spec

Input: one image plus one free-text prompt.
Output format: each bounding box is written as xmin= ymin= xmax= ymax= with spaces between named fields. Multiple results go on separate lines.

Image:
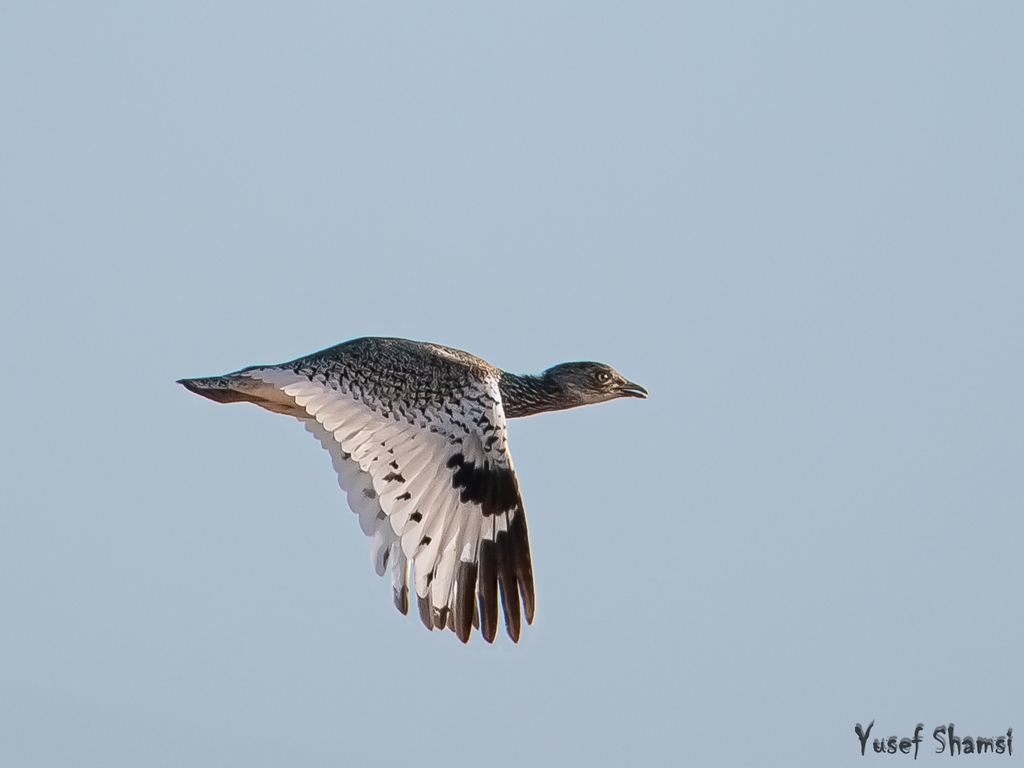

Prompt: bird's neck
xmin=499 ymin=371 xmax=570 ymax=418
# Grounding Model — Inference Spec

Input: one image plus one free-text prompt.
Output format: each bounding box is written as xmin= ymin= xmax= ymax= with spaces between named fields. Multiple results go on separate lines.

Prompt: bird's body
xmin=179 ymin=337 xmax=646 ymax=644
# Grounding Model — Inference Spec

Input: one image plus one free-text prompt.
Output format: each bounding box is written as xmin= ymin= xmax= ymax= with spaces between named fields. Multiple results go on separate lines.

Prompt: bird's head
xmin=540 ymin=362 xmax=648 ymax=408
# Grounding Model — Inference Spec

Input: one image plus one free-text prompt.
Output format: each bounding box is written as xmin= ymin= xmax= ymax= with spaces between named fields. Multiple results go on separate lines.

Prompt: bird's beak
xmin=619 ymin=380 xmax=648 ymax=399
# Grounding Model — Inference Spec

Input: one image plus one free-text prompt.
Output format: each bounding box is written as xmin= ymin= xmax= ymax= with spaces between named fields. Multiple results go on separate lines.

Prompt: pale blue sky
xmin=1 ymin=3 xmax=1022 ymax=766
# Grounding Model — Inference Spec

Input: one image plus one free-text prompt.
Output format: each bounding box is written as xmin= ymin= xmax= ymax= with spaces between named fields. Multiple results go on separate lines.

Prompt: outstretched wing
xmin=245 ymin=367 xmax=536 ymax=644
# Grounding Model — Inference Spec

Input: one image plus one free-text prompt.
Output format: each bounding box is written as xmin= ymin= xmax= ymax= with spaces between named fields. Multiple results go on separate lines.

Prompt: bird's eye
xmin=595 ymin=370 xmax=612 ymax=384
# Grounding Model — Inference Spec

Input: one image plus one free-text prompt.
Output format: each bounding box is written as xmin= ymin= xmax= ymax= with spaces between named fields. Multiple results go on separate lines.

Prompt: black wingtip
xmin=455 ymin=561 xmax=477 ymax=644
xmin=417 ymin=594 xmax=434 ymax=630
xmin=393 ymin=584 xmax=409 ymax=616
xmin=508 ymin=510 xmax=536 ymax=626
xmin=478 ymin=539 xmax=498 ymax=644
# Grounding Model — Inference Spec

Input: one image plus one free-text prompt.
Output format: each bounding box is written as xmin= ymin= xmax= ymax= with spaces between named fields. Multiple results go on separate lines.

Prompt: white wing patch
xmin=242 ymin=367 xmax=535 ymax=643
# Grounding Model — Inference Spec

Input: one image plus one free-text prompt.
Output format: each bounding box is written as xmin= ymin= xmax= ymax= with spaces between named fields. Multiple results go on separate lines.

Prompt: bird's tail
xmin=177 ymin=375 xmax=257 ymax=404
xmin=177 ymin=370 xmax=305 ymax=417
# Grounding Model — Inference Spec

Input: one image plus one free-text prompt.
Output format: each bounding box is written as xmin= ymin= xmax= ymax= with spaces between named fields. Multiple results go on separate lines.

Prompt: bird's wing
xmin=245 ymin=367 xmax=535 ymax=644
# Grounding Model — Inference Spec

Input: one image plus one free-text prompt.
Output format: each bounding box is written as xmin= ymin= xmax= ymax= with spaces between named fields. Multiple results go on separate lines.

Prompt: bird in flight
xmin=179 ymin=337 xmax=646 ymax=644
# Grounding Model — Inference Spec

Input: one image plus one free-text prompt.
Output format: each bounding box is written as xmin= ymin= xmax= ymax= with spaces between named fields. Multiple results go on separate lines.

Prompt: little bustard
xmin=179 ymin=337 xmax=646 ymax=644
